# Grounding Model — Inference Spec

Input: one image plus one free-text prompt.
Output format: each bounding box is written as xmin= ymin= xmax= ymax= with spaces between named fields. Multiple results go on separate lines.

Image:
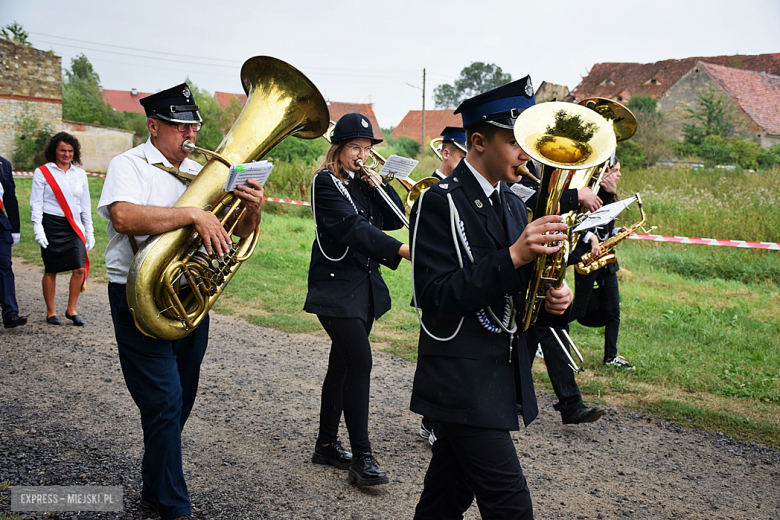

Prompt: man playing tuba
xmin=97 ymin=83 xmax=264 ymax=520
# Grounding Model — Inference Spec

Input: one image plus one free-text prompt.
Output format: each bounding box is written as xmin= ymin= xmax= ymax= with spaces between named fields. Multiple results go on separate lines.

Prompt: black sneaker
xmin=604 ymin=356 xmax=635 ymax=370
xmin=562 ymin=405 xmax=605 ymax=425
xmin=312 ymin=440 xmax=352 ymax=470
xmin=348 ymin=453 xmax=389 ymax=487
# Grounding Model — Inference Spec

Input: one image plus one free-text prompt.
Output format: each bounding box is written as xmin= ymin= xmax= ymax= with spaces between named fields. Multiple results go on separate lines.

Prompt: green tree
xmin=266 ymin=137 xmax=328 ymax=163
xmin=1 ymin=21 xmax=30 ymax=45
xmin=186 ymin=80 xmax=223 ymax=152
xmin=12 ymin=105 xmax=53 ymax=170
xmin=434 ymin=62 xmax=512 ymax=109
xmin=62 ymin=53 xmax=123 ymax=127
xmin=625 ymin=95 xmax=667 ymax=167
xmin=682 ymin=87 xmax=733 ymax=145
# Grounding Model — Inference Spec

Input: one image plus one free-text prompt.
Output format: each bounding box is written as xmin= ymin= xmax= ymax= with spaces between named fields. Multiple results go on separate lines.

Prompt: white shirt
xmin=464 ymin=159 xmax=501 ymax=202
xmin=30 ymin=162 xmax=94 ymax=237
xmin=97 ymin=139 xmax=202 ymax=284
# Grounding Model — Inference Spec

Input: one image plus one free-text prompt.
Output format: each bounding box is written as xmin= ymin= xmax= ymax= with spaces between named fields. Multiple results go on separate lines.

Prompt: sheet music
xmin=510 ymin=183 xmax=536 ymax=203
xmin=377 ymin=155 xmax=418 ymax=181
xmin=225 ymin=161 xmax=274 ymax=192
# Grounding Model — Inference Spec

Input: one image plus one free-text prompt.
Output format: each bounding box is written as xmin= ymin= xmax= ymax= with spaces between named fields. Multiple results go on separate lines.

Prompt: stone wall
xmin=658 ymin=66 xmax=760 ymax=144
xmin=63 ymin=121 xmax=134 ymax=173
xmin=0 ymin=38 xmax=63 ymax=161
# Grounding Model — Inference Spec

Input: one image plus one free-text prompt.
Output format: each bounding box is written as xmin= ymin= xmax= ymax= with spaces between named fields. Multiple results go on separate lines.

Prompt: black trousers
xmin=569 ymin=268 xmax=621 ymax=362
xmin=527 ymin=325 xmax=583 ymax=417
xmin=316 ymin=314 xmax=374 ymax=456
xmin=414 ymin=422 xmax=533 ymax=520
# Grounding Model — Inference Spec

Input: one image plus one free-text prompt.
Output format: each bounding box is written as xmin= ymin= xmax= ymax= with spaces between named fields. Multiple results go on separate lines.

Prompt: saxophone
xmin=575 ymin=193 xmax=647 ymax=275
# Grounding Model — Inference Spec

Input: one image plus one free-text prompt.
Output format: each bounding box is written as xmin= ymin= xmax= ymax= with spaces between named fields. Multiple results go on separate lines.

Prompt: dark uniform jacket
xmin=304 ymin=169 xmax=406 ymax=322
xmin=0 ymin=157 xmax=20 ymax=235
xmin=409 ymin=160 xmax=538 ymax=430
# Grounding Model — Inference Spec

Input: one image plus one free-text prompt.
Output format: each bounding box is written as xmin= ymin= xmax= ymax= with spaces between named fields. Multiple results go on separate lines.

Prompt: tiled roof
xmin=698 ymin=62 xmax=780 ymax=135
xmin=213 ymin=93 xmax=383 ymax=140
xmin=391 ymin=110 xmax=461 ymax=143
xmin=568 ymin=53 xmax=780 ymax=102
xmin=215 ymin=91 xmax=246 ymax=109
xmin=327 ymin=102 xmax=384 ymax=141
xmin=102 ymin=89 xmax=152 ymax=114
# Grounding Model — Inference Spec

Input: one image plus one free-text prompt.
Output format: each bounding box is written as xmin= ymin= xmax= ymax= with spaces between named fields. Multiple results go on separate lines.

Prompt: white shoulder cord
xmin=311 ymin=173 xmax=358 ymax=262
xmin=411 ymin=189 xmax=464 ymax=341
xmin=411 ymin=191 xmax=518 ymax=359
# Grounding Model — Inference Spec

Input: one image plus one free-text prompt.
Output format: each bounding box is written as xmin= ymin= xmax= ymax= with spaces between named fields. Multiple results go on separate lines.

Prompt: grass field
xmin=9 ymin=164 xmax=780 ymax=448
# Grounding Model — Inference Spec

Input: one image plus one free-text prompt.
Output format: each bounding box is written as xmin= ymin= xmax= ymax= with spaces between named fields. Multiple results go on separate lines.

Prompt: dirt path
xmin=1 ymin=261 xmax=778 ymax=519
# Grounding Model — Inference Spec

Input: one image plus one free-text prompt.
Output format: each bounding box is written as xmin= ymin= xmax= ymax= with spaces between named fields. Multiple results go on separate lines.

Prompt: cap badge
xmin=361 ymin=118 xmax=369 ymax=128
xmin=475 ymin=199 xmax=483 ymax=208
xmin=183 ymin=86 xmax=191 ymax=99
xmin=525 ymin=81 xmax=534 ymax=98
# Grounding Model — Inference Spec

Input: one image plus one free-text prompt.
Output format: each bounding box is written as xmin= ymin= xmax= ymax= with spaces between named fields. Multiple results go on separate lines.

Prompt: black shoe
xmin=139 ymin=491 xmax=159 ymax=514
xmin=65 ymin=312 xmax=85 ymax=326
xmin=3 ymin=314 xmax=27 ymax=329
xmin=348 ymin=453 xmax=389 ymax=487
xmin=312 ymin=440 xmax=352 ymax=470
xmin=47 ymin=315 xmax=61 ymax=325
xmin=562 ymin=405 xmax=605 ymax=425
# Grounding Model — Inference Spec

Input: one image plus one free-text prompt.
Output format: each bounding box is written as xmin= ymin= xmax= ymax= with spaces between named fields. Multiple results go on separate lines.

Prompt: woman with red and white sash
xmin=30 ymin=132 xmax=94 ymax=326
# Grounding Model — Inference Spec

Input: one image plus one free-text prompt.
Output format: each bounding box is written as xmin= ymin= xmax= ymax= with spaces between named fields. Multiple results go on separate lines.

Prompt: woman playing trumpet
xmin=304 ymin=113 xmax=410 ymax=486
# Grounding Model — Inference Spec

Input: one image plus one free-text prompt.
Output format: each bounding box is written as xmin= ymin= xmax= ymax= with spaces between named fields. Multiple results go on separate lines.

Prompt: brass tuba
xmin=513 ymin=102 xmax=616 ymax=331
xmin=127 ymin=56 xmax=329 ymax=340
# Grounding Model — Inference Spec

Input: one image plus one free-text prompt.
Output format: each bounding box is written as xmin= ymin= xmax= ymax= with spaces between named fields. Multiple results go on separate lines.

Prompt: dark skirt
xmin=41 ymin=213 xmax=85 ymax=274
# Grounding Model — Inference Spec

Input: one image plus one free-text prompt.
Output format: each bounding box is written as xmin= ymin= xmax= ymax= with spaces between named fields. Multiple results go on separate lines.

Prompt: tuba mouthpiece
xmin=182 ymin=140 xmax=197 ymax=154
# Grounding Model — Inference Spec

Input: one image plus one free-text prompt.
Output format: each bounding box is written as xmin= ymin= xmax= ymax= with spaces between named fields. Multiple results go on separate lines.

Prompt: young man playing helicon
xmin=409 ymin=77 xmax=573 ymax=519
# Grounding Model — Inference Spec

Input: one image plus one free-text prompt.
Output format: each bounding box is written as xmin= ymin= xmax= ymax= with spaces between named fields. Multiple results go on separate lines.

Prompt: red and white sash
xmin=39 ymin=165 xmax=89 ymax=289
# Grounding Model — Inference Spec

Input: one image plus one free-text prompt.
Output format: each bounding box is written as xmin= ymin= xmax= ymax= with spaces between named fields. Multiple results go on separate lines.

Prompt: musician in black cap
xmin=98 ymin=83 xmax=264 ymax=520
xmin=305 ymin=113 xmax=409 ymax=487
xmin=409 ymin=77 xmax=573 ymax=519
xmin=432 ymin=126 xmax=467 ymax=181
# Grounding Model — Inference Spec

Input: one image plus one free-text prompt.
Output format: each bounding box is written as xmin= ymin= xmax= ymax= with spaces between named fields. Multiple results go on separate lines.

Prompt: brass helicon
xmin=127 ymin=56 xmax=329 ymax=340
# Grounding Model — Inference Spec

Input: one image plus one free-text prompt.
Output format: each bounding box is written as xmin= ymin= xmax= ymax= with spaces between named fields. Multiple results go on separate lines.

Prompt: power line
xmin=32 ymin=32 xmax=420 ymax=77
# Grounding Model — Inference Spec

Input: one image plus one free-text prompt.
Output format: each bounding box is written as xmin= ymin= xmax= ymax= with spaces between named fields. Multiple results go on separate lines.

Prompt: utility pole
xmin=421 ymin=68 xmax=426 ymax=151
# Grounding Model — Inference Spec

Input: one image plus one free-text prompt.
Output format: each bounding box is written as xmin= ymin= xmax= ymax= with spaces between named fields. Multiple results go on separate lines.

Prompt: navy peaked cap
xmin=454 ymin=75 xmax=536 ymax=129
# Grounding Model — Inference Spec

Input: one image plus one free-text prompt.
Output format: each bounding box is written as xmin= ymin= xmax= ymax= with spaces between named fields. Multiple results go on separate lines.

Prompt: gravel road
xmin=1 ymin=261 xmax=778 ymax=519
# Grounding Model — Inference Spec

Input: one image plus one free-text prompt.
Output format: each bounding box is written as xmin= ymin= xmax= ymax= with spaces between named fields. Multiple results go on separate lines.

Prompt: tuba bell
xmin=127 ymin=56 xmax=329 ymax=340
xmin=513 ymin=101 xmax=616 ymax=331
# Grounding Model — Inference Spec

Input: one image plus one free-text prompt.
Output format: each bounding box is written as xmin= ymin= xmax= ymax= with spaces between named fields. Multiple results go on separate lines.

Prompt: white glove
xmin=35 ymin=231 xmax=49 ymax=249
xmin=11 ymin=233 xmax=20 ymax=247
xmin=86 ymin=234 xmax=95 ymax=251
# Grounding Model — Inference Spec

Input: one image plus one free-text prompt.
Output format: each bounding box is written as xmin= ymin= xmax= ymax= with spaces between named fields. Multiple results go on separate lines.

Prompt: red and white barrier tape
xmin=14 ymin=172 xmax=313 ymax=207
xmin=13 ymin=171 xmax=106 ymax=178
xmin=262 ymin=196 xmax=311 ymax=207
xmin=630 ymin=234 xmax=780 ymax=250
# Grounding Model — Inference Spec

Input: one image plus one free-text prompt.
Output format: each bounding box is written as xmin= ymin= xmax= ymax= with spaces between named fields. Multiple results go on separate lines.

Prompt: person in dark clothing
xmin=304 ymin=113 xmax=410 ymax=487
xmin=0 ymin=156 xmax=26 ymax=329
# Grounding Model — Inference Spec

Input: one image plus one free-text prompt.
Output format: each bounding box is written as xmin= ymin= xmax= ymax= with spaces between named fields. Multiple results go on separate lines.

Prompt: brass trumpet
xmin=127 ymin=56 xmax=329 ymax=340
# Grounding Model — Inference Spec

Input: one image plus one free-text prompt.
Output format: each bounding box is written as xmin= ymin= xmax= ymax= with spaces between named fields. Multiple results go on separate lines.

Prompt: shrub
xmin=12 ymin=106 xmax=53 ymax=170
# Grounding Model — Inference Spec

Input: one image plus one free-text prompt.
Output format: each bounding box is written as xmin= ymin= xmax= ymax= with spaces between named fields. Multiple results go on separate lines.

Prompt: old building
xmin=391 ymin=109 xmax=461 ymax=145
xmin=0 ymin=37 xmax=62 ymax=160
xmin=534 ymin=81 xmax=570 ymax=103
xmin=567 ymin=53 xmax=780 ymax=104
xmin=659 ymin=62 xmax=780 ymax=147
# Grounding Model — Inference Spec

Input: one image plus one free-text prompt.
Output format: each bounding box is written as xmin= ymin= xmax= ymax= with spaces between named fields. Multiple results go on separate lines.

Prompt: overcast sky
xmin=3 ymin=0 xmax=779 ymax=129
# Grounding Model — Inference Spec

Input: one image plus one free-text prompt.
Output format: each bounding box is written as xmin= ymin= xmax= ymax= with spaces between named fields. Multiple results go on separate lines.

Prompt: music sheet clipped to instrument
xmin=378 ymin=155 xmax=418 ymax=181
